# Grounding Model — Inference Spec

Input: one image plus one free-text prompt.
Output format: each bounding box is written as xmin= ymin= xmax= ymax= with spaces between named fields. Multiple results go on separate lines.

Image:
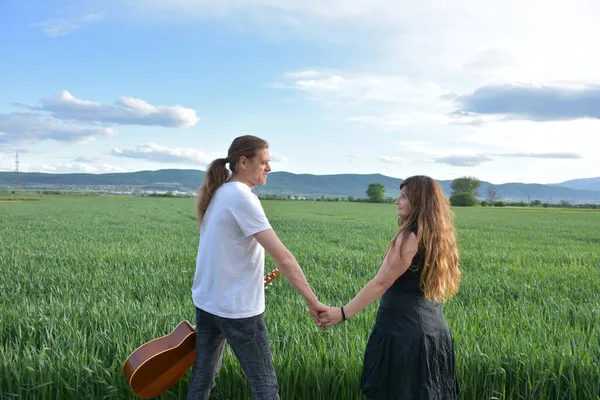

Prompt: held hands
xmin=307 ymin=300 xmax=330 ymax=328
xmin=318 ymin=307 xmax=345 ymax=328
xmin=306 ymin=298 xmax=347 ymax=329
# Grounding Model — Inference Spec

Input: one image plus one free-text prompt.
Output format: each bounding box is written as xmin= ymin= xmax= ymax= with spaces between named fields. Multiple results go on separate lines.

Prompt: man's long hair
xmin=196 ymin=135 xmax=268 ymax=226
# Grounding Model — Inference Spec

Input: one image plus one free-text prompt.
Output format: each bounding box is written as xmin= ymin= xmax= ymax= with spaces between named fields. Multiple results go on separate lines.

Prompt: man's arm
xmin=254 ymin=229 xmax=328 ymax=324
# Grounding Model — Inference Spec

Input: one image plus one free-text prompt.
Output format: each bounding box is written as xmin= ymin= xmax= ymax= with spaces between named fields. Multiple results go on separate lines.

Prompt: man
xmin=187 ymin=135 xmax=328 ymax=399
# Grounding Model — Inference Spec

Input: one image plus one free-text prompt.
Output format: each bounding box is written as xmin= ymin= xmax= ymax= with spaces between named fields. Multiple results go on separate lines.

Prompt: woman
xmin=319 ymin=175 xmax=461 ymax=399
xmin=187 ymin=135 xmax=327 ymax=400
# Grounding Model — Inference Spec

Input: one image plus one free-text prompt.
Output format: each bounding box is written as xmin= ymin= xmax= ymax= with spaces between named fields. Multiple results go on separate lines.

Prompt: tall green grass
xmin=1 ymin=198 xmax=599 ymax=399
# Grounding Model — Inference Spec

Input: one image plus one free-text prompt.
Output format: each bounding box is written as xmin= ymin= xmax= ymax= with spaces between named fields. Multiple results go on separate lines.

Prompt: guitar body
xmin=123 ymin=269 xmax=280 ymax=398
xmin=123 ymin=320 xmax=196 ymax=398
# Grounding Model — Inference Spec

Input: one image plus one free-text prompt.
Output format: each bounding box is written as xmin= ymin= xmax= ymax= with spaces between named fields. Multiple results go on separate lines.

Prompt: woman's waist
xmin=375 ymin=295 xmax=447 ymax=332
xmin=386 ymin=278 xmax=424 ymax=294
xmin=379 ymin=289 xmax=443 ymax=314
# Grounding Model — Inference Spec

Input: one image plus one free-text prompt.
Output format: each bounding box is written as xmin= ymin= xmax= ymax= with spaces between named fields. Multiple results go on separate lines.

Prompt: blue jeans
xmin=186 ymin=307 xmax=280 ymax=400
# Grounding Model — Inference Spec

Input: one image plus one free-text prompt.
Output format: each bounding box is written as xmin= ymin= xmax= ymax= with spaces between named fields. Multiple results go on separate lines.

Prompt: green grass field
xmin=1 ymin=197 xmax=599 ymax=399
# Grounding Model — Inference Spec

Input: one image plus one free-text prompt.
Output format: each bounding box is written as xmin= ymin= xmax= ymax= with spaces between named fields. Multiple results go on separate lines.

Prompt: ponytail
xmin=196 ymin=158 xmax=230 ymax=226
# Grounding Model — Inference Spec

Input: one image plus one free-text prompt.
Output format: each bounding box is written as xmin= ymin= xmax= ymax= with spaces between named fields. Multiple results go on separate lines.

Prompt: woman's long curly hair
xmin=388 ymin=175 xmax=461 ymax=302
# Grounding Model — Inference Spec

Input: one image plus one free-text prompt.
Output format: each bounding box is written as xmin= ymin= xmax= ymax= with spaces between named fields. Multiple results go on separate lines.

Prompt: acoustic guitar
xmin=123 ymin=268 xmax=281 ymax=398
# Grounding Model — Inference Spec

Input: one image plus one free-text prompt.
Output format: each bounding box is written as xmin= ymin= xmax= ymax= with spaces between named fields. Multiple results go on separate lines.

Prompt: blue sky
xmin=1 ymin=0 xmax=599 ymax=184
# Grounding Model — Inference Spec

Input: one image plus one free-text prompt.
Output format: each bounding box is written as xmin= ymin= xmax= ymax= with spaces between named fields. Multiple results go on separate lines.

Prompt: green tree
xmin=366 ymin=183 xmax=385 ymax=203
xmin=450 ymin=192 xmax=477 ymax=207
xmin=347 ymin=196 xmax=356 ymax=202
xmin=451 ymin=176 xmax=481 ymax=196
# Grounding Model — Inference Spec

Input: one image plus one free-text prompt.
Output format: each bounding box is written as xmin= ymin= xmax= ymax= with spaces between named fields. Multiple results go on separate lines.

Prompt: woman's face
xmin=395 ymin=187 xmax=413 ymax=217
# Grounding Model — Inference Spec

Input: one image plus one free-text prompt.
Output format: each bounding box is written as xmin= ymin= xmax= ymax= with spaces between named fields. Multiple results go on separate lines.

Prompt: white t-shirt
xmin=191 ymin=181 xmax=272 ymax=318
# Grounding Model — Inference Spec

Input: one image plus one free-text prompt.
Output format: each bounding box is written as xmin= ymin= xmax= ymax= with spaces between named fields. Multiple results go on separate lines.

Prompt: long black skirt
xmin=360 ymin=289 xmax=460 ymax=400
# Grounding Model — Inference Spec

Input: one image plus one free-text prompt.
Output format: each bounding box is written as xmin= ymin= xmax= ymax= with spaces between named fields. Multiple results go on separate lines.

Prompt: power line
xmin=14 ymin=150 xmax=19 ymax=191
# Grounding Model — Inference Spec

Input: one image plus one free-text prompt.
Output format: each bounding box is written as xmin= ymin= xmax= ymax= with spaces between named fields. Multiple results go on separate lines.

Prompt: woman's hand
xmin=307 ymin=300 xmax=330 ymax=328
xmin=318 ymin=307 xmax=344 ymax=328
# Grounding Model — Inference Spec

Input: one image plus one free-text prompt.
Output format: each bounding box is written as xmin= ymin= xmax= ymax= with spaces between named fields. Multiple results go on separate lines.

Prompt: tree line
xmin=262 ymin=180 xmax=598 ymax=209
xmin=443 ymin=176 xmax=597 ymax=208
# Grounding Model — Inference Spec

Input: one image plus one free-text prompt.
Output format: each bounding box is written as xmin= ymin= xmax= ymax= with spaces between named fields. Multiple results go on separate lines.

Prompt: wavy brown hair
xmin=196 ymin=135 xmax=269 ymax=226
xmin=388 ymin=175 xmax=461 ymax=302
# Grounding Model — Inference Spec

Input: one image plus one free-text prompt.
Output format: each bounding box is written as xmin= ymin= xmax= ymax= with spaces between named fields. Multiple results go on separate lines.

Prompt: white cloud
xmin=275 ymin=69 xmax=451 ymax=130
xmin=0 ymin=113 xmax=117 ymax=146
xmin=345 ymin=155 xmax=365 ymax=161
xmin=110 ymin=145 xmax=288 ymax=166
xmin=30 ymin=12 xmax=105 ymax=37
xmin=29 ymin=163 xmax=130 ymax=174
xmin=109 ymin=0 xmax=398 ymax=28
xmin=270 ymin=154 xmax=289 ymax=162
xmin=393 ymin=135 xmax=587 ymax=168
xmin=21 ymin=90 xmax=199 ymax=128
xmin=460 ymin=119 xmax=600 ymax=157
xmin=496 ymin=153 xmax=583 ymax=160
xmin=114 ymin=1 xmax=600 ymax=125
xmin=349 ymin=113 xmax=451 ymax=128
xmin=371 ymin=1 xmax=600 ymax=87
xmin=110 ymin=143 xmax=217 ymax=165
xmin=382 ymin=119 xmax=597 ymax=183
xmin=72 ymin=155 xmax=105 ymax=163
xmin=463 ymin=50 xmax=515 ymax=72
xmin=434 ymin=154 xmax=493 ymax=167
xmin=113 ymin=1 xmax=600 ymax=81
xmin=1 ymin=91 xmax=199 ymax=149
xmin=0 ymin=160 xmax=125 ymax=174
xmin=2 ymin=150 xmax=132 ymax=173
xmin=395 ymin=140 xmax=447 ymax=156
xmin=277 ymin=70 xmax=445 ymax=106
xmin=284 ymin=70 xmax=323 ymax=79
xmin=16 ymin=0 xmax=600 ymax=183
xmin=379 ymin=156 xmax=408 ymax=165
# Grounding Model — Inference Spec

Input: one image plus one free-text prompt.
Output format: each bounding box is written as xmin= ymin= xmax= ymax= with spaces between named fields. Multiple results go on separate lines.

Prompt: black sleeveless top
xmin=388 ymin=223 xmax=425 ymax=294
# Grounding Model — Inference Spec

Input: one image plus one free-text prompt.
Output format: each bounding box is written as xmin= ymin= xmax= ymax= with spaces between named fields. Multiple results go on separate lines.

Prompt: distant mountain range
xmin=1 ymin=169 xmax=599 ymax=204
xmin=552 ymin=177 xmax=600 ymax=191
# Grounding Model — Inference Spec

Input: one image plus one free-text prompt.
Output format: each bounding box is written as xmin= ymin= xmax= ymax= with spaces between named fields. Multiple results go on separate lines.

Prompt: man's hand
xmin=318 ymin=307 xmax=344 ymax=328
xmin=307 ymin=301 xmax=330 ymax=327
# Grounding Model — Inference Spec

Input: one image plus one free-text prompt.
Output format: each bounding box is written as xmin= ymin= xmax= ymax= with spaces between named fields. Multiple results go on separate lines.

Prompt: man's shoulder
xmin=228 ymin=182 xmax=258 ymax=200
xmin=217 ymin=183 xmax=258 ymax=207
xmin=219 ymin=182 xmax=245 ymax=197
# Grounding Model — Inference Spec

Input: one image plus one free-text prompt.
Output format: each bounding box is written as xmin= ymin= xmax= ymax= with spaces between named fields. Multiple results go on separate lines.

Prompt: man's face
xmin=244 ymin=148 xmax=271 ymax=187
